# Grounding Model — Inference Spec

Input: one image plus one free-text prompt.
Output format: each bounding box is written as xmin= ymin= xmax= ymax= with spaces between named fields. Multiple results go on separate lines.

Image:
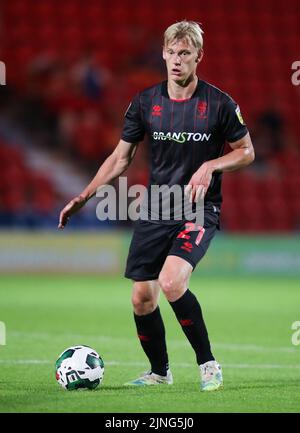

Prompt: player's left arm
xmin=208 ymin=132 xmax=255 ymax=172
xmin=186 ymin=132 xmax=255 ymax=201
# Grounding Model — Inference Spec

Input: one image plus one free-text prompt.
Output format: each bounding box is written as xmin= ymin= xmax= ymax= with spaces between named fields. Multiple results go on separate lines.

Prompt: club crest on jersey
xmin=197 ymin=101 xmax=207 ymax=119
xmin=152 ymin=105 xmax=162 ymax=116
xmin=235 ymin=106 xmax=246 ymax=125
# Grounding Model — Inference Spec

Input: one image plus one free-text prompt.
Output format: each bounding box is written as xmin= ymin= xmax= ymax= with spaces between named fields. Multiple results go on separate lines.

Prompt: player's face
xmin=163 ymin=38 xmax=202 ymax=84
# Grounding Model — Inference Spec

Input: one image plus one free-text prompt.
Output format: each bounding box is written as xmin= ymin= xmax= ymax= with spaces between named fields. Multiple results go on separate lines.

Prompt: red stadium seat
xmin=1 ymin=0 xmax=300 ymax=232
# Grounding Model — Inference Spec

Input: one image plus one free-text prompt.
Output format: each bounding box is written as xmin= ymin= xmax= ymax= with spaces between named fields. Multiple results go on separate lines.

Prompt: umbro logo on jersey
xmin=152 ymin=105 xmax=162 ymax=116
xmin=153 ymin=131 xmax=211 ymax=143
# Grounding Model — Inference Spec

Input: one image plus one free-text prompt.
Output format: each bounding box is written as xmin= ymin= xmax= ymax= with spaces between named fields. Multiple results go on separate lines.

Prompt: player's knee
xmin=131 ymin=287 xmax=157 ymax=315
xmin=158 ymin=274 xmax=184 ymax=301
xmin=131 ymin=296 xmax=157 ymax=315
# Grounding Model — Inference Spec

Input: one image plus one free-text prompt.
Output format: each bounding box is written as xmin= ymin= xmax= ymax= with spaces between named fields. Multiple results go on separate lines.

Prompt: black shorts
xmin=124 ymin=207 xmax=220 ymax=281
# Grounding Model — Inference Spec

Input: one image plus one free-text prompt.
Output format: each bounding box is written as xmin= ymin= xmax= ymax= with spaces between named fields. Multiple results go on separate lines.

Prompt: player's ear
xmin=196 ymin=49 xmax=204 ymax=63
xmin=162 ymin=46 xmax=167 ymax=61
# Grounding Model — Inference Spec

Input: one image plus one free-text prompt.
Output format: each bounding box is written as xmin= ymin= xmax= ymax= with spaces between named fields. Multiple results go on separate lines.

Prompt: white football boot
xmin=200 ymin=360 xmax=223 ymax=391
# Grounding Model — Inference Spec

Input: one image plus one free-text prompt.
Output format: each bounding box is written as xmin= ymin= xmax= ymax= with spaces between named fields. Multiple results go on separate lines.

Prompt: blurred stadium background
xmin=0 ymin=0 xmax=300 ymax=276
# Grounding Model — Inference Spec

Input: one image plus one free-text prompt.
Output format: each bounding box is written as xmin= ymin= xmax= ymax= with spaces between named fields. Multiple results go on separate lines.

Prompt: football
xmin=55 ymin=345 xmax=104 ymax=390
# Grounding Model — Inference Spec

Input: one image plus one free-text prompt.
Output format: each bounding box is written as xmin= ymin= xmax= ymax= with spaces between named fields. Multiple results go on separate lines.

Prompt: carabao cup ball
xmin=55 ymin=345 xmax=104 ymax=390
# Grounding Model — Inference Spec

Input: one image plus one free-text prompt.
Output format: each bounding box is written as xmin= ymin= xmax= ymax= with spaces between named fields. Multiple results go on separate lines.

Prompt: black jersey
xmin=121 ymin=79 xmax=248 ymax=219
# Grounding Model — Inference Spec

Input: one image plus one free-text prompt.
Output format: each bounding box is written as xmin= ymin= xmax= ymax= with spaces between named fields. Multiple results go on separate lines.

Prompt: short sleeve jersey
xmin=121 ymin=79 xmax=248 ymax=210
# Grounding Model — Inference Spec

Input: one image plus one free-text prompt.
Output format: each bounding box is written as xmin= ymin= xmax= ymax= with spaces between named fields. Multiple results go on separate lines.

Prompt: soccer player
xmin=58 ymin=21 xmax=255 ymax=391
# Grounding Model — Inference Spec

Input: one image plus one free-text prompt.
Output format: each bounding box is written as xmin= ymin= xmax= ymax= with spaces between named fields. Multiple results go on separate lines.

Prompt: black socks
xmin=134 ymin=306 xmax=169 ymax=376
xmin=134 ymin=290 xmax=214 ymax=373
xmin=169 ymin=289 xmax=215 ymax=365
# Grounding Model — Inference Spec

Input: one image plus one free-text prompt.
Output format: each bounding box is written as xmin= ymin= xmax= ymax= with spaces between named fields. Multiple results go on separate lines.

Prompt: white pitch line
xmin=0 ymin=360 xmax=300 ymax=369
xmin=213 ymin=343 xmax=296 ymax=353
xmin=8 ymin=331 xmax=298 ymax=354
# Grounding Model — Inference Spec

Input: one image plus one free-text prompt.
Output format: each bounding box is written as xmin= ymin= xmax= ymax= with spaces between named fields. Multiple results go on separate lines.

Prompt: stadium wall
xmin=0 ymin=231 xmax=299 ymax=276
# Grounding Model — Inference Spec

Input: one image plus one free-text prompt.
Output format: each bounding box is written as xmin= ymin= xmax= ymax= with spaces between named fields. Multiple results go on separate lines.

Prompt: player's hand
xmin=58 ymin=195 xmax=87 ymax=229
xmin=185 ymin=162 xmax=214 ymax=203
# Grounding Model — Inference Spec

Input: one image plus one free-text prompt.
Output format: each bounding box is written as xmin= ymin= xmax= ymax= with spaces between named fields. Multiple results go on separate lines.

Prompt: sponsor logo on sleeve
xmin=235 ymin=106 xmax=246 ymax=125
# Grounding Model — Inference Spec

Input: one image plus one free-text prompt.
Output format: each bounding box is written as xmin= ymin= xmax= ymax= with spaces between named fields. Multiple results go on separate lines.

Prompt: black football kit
xmin=122 ymin=79 xmax=248 ymax=280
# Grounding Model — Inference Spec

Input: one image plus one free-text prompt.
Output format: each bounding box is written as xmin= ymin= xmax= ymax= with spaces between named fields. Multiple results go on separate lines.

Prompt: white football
xmin=55 ymin=345 xmax=104 ymax=390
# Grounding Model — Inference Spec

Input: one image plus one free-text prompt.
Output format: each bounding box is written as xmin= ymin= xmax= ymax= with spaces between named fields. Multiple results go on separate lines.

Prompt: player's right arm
xmin=58 ymin=139 xmax=138 ymax=229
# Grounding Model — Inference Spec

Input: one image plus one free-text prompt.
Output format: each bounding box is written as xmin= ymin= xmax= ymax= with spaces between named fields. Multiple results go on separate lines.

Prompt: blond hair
xmin=164 ymin=20 xmax=204 ymax=51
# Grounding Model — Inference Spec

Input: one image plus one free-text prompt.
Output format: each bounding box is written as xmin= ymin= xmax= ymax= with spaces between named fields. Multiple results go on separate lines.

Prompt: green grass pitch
xmin=0 ymin=274 xmax=299 ymax=413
